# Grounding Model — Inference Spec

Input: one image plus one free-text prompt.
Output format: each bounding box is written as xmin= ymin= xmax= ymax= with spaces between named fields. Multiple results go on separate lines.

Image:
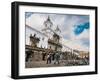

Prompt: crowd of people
xmin=26 ymin=49 xmax=89 ymax=66
xmin=45 ymin=51 xmax=89 ymax=66
xmin=46 ymin=52 xmax=63 ymax=64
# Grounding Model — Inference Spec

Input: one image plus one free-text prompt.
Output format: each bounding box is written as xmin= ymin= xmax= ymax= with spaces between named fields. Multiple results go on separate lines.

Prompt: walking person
xmin=46 ymin=53 xmax=51 ymax=64
xmin=54 ymin=52 xmax=60 ymax=64
xmin=51 ymin=52 xmax=55 ymax=64
xmin=60 ymin=53 xmax=63 ymax=64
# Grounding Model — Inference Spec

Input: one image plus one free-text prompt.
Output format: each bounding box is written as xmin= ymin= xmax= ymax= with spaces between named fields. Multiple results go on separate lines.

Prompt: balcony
xmin=48 ymin=39 xmax=62 ymax=48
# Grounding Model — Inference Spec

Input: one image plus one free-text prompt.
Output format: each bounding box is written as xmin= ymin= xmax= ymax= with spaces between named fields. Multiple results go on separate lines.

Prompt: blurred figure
xmin=54 ymin=52 xmax=60 ymax=64
xmin=46 ymin=53 xmax=52 ymax=64
xmin=60 ymin=53 xmax=63 ymax=63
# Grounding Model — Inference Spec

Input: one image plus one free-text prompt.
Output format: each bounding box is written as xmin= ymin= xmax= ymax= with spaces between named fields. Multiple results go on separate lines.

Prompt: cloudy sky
xmin=25 ymin=12 xmax=90 ymax=51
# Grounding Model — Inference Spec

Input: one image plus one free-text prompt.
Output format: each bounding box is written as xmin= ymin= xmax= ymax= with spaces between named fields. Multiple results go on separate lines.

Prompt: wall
xmin=26 ymin=25 xmax=48 ymax=48
xmin=0 ymin=0 xmax=99 ymax=81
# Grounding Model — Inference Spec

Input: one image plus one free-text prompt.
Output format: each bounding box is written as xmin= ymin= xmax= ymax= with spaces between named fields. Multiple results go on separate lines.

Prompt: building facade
xmin=26 ymin=25 xmax=48 ymax=49
xmin=25 ymin=16 xmax=62 ymax=62
xmin=42 ymin=16 xmax=62 ymax=51
xmin=26 ymin=16 xmax=62 ymax=51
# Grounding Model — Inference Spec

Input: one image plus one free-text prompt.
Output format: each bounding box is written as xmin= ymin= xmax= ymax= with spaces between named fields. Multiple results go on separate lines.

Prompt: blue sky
xmin=25 ymin=12 xmax=89 ymax=51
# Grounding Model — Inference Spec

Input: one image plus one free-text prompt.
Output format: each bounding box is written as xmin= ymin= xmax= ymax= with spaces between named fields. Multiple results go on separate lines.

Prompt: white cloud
xmin=26 ymin=14 xmax=46 ymax=31
xmin=62 ymin=38 xmax=89 ymax=51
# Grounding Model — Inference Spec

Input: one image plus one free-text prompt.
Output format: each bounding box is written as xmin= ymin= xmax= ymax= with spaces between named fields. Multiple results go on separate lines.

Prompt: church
xmin=26 ymin=16 xmax=62 ymax=51
xmin=25 ymin=16 xmax=62 ymax=62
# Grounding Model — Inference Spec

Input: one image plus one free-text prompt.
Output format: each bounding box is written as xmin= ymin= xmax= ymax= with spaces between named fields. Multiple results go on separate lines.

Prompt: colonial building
xmin=26 ymin=16 xmax=62 ymax=51
xmin=42 ymin=16 xmax=62 ymax=51
xmin=25 ymin=16 xmax=62 ymax=62
xmin=26 ymin=24 xmax=48 ymax=49
xmin=78 ymin=51 xmax=89 ymax=59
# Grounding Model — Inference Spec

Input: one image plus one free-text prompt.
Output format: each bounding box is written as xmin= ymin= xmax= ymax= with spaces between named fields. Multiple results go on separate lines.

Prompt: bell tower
xmin=42 ymin=16 xmax=54 ymax=39
xmin=44 ymin=16 xmax=53 ymax=28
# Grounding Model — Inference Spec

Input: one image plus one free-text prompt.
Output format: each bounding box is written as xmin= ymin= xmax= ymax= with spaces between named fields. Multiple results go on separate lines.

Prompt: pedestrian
xmin=52 ymin=52 xmax=55 ymax=60
xmin=54 ymin=52 xmax=60 ymax=64
xmin=46 ymin=53 xmax=51 ymax=64
xmin=60 ymin=53 xmax=63 ymax=63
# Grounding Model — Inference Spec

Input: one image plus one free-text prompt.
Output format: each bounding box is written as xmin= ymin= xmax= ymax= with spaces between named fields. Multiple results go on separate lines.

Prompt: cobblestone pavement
xmin=25 ymin=60 xmax=89 ymax=68
xmin=25 ymin=60 xmax=64 ymax=68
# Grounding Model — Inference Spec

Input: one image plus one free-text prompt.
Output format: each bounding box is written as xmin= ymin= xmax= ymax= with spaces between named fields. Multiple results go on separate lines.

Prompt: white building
xmin=26 ymin=25 xmax=48 ymax=49
xmin=26 ymin=16 xmax=62 ymax=51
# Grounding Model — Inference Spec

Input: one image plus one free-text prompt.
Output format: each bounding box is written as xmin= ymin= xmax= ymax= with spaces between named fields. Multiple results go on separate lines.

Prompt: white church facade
xmin=25 ymin=16 xmax=62 ymax=51
xmin=26 ymin=24 xmax=48 ymax=49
